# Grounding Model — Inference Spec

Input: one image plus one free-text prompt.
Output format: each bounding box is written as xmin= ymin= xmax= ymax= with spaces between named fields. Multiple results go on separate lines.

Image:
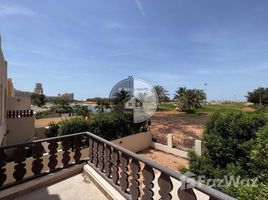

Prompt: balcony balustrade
xmin=6 ymin=110 xmax=34 ymax=119
xmin=0 ymin=132 xmax=235 ymax=200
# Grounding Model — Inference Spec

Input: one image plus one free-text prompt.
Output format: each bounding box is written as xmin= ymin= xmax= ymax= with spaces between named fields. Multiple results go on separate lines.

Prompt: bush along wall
xmin=45 ymin=113 xmax=149 ymax=141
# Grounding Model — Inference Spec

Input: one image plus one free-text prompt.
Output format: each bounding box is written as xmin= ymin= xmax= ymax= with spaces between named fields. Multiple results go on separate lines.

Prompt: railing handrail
xmin=0 ymin=132 xmax=87 ymax=150
xmin=0 ymin=131 xmax=235 ymax=200
xmin=85 ymin=132 xmax=235 ymax=200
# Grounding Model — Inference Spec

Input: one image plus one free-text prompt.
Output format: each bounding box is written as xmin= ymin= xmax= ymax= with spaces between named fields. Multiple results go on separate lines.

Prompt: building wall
xmin=6 ymin=96 xmax=34 ymax=146
xmin=0 ymin=38 xmax=8 ymax=146
xmin=6 ymin=117 xmax=35 ymax=145
xmin=7 ymin=96 xmax=31 ymax=110
xmin=14 ymin=89 xmax=33 ymax=98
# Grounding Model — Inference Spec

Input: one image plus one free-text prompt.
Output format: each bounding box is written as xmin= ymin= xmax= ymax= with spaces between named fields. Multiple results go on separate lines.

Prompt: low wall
xmin=112 ymin=132 xmax=152 ymax=153
xmin=7 ymin=96 xmax=31 ymax=110
xmin=151 ymin=134 xmax=202 ymax=159
xmin=112 ymin=132 xmax=202 ymax=158
xmin=151 ymin=142 xmax=189 ymax=158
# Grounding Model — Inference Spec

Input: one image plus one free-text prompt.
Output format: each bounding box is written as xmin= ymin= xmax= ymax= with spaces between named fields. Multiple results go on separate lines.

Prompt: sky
xmin=0 ymin=0 xmax=268 ymax=101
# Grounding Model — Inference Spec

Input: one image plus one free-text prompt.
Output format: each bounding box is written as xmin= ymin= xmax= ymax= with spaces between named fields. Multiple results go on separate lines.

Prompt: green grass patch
xmin=197 ymin=103 xmax=252 ymax=114
xmin=158 ymin=103 xmax=177 ymax=111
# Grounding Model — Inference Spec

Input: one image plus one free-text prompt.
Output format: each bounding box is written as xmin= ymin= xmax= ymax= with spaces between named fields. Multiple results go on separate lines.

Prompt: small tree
xmin=246 ymin=87 xmax=268 ymax=105
xmin=31 ymin=93 xmax=46 ymax=107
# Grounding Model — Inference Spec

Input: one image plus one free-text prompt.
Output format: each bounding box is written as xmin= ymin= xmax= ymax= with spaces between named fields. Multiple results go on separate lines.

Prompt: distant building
xmin=14 ymin=82 xmax=43 ymax=98
xmin=60 ymin=93 xmax=74 ymax=101
xmin=34 ymin=83 xmax=43 ymax=94
xmin=47 ymin=93 xmax=75 ymax=101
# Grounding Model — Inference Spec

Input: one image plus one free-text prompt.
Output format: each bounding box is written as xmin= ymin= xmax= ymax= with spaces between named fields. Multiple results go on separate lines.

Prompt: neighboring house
xmin=125 ymin=97 xmax=143 ymax=110
xmin=0 ymin=37 xmax=8 ymax=146
xmin=6 ymin=95 xmax=35 ymax=145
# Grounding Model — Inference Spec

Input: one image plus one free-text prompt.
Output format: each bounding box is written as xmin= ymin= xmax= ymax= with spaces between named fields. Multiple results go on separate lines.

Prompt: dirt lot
xmin=138 ymin=148 xmax=189 ymax=171
xmin=148 ymin=111 xmax=209 ymax=149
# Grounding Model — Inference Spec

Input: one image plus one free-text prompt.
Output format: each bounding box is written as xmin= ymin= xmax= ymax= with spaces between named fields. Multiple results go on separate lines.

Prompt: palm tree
xmin=113 ymin=90 xmax=130 ymax=105
xmin=153 ymin=85 xmax=169 ymax=103
xmin=174 ymin=87 xmax=206 ymax=113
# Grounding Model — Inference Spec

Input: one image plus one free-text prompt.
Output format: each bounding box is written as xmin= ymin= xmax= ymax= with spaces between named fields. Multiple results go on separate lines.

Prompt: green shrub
xmin=187 ymin=112 xmax=266 ymax=198
xmin=250 ymin=125 xmax=268 ymax=182
xmin=89 ymin=113 xmax=148 ymax=140
xmin=45 ymin=113 xmax=148 ymax=141
xmin=58 ymin=117 xmax=90 ymax=136
xmin=45 ymin=122 xmax=59 ymax=138
xmin=202 ymin=112 xmax=265 ymax=171
xmin=237 ymin=183 xmax=268 ymax=200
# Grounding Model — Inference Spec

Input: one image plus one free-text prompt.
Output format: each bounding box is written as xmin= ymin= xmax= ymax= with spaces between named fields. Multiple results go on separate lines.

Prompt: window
xmin=128 ymin=103 xmax=132 ymax=106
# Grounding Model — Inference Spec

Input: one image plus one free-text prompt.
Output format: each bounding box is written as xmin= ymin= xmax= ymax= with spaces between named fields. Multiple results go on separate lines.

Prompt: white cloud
xmin=0 ymin=4 xmax=34 ymax=17
xmin=135 ymin=0 xmax=146 ymax=18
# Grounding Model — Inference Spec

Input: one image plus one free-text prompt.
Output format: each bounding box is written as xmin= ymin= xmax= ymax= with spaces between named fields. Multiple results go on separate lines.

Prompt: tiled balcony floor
xmin=13 ymin=173 xmax=107 ymax=200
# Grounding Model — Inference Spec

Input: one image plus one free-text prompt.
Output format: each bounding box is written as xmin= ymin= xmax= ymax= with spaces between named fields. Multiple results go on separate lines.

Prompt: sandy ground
xmin=138 ymin=148 xmax=189 ymax=171
xmin=80 ymin=101 xmax=97 ymax=106
xmin=148 ymin=111 xmax=209 ymax=149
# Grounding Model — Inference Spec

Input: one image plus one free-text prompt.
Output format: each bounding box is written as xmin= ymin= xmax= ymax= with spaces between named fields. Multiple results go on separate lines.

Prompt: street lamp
xmin=204 ymin=83 xmax=208 ymax=103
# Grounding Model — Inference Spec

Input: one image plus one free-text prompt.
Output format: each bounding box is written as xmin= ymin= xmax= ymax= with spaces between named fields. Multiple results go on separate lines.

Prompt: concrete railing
xmin=6 ymin=110 xmax=33 ymax=119
xmin=0 ymin=132 xmax=235 ymax=200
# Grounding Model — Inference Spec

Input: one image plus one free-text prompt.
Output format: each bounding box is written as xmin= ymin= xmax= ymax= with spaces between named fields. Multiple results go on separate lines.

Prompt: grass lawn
xmin=158 ymin=102 xmax=268 ymax=121
xmin=197 ymin=103 xmax=253 ymax=114
xmin=158 ymin=103 xmax=177 ymax=111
